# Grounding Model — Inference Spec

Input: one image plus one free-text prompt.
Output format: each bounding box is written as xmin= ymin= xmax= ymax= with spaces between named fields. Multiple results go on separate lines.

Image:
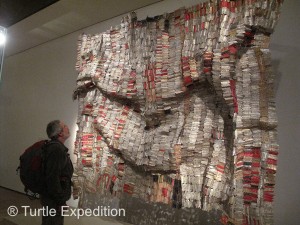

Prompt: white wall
xmin=0 ymin=0 xmax=299 ymax=224
xmin=271 ymin=1 xmax=300 ymax=224
xmin=0 ymin=33 xmax=78 ymax=188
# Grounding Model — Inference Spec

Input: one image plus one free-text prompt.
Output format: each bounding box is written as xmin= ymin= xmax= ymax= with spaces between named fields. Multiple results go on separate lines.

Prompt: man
xmin=41 ymin=120 xmax=74 ymax=225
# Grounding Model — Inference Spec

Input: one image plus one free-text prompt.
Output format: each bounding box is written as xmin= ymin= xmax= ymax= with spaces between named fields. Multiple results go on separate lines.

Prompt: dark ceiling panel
xmin=0 ymin=0 xmax=59 ymax=28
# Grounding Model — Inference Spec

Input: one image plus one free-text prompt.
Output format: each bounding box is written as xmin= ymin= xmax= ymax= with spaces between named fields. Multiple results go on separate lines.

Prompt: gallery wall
xmin=0 ymin=0 xmax=299 ymax=224
xmin=270 ymin=0 xmax=300 ymax=224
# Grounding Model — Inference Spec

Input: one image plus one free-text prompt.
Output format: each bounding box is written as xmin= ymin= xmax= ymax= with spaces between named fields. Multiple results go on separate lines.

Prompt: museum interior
xmin=0 ymin=0 xmax=299 ymax=225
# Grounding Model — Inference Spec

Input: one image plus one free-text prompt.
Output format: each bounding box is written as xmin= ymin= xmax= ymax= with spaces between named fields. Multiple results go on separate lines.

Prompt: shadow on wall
xmin=272 ymin=59 xmax=282 ymax=95
xmin=82 ymin=191 xmax=224 ymax=225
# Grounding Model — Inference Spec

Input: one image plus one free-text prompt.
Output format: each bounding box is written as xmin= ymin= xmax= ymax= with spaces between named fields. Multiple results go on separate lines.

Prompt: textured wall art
xmin=73 ymin=0 xmax=283 ymax=224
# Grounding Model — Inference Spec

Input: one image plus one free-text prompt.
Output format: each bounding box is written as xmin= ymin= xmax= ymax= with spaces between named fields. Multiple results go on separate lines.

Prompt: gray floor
xmin=0 ymin=187 xmax=132 ymax=225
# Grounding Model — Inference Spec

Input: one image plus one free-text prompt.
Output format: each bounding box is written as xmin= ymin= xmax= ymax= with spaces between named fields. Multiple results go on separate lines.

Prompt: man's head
xmin=46 ymin=120 xmax=70 ymax=143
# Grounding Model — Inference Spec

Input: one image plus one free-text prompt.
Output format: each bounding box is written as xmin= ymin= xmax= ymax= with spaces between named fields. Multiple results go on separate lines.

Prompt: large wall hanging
xmin=73 ymin=0 xmax=283 ymax=224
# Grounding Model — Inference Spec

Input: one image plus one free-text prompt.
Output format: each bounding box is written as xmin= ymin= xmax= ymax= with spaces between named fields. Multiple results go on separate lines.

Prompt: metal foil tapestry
xmin=73 ymin=0 xmax=283 ymax=224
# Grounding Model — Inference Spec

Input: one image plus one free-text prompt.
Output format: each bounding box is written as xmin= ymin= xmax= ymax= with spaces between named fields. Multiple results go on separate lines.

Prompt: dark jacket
xmin=43 ymin=140 xmax=74 ymax=205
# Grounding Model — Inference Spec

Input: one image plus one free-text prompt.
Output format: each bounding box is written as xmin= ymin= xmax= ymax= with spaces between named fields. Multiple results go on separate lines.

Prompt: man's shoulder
xmin=45 ymin=140 xmax=67 ymax=152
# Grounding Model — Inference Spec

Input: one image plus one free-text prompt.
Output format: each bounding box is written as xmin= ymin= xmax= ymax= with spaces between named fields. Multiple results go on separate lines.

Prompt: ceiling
xmin=2 ymin=0 xmax=162 ymax=57
xmin=0 ymin=0 xmax=59 ymax=28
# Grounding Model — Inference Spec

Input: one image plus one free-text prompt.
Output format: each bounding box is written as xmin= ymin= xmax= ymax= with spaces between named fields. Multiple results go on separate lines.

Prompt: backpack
xmin=17 ymin=140 xmax=50 ymax=197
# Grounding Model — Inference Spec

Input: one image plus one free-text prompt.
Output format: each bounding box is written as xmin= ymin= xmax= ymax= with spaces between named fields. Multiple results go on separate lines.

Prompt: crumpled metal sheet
xmin=72 ymin=1 xmax=283 ymax=224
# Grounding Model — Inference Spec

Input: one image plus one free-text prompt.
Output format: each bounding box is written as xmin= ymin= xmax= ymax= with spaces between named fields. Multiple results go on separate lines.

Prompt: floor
xmin=0 ymin=187 xmax=132 ymax=225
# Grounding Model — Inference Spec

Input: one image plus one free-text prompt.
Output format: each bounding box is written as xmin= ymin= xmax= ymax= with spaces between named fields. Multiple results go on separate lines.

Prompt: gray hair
xmin=46 ymin=120 xmax=62 ymax=140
